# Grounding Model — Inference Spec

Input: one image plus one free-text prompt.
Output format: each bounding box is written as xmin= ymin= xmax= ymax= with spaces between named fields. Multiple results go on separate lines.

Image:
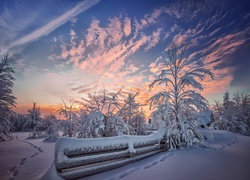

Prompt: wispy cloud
xmin=14 ymin=59 xmax=38 ymax=78
xmin=0 ymin=2 xmax=40 ymax=48
xmin=0 ymin=0 xmax=101 ymax=56
xmin=209 ymin=27 xmax=222 ymax=37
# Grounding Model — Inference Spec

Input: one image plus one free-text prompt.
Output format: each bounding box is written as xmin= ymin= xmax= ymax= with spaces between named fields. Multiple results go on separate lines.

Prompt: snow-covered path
xmin=0 ymin=133 xmax=54 ymax=180
xmin=0 ymin=130 xmax=250 ymax=180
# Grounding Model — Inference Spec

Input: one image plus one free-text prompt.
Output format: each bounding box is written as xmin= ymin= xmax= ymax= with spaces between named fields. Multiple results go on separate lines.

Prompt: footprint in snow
xmin=152 ymin=161 xmax=157 ymax=165
xmin=117 ymin=171 xmax=131 ymax=178
xmin=129 ymin=167 xmax=139 ymax=173
xmin=144 ymin=164 xmax=152 ymax=169
xmin=12 ymin=169 xmax=19 ymax=176
xmin=144 ymin=161 xmax=158 ymax=169
xmin=8 ymin=166 xmax=16 ymax=172
xmin=30 ymin=152 xmax=39 ymax=158
xmin=19 ymin=158 xmax=27 ymax=166
xmin=159 ymin=152 xmax=174 ymax=162
xmin=160 ymin=156 xmax=166 ymax=161
xmin=38 ymin=148 xmax=43 ymax=152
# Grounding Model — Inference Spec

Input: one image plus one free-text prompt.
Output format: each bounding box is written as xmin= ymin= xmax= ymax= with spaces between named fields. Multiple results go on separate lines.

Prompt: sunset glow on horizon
xmin=1 ymin=0 xmax=249 ymax=118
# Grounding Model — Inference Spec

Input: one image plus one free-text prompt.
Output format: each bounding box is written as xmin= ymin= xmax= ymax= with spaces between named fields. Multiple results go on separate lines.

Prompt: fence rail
xmin=54 ymin=123 xmax=167 ymax=179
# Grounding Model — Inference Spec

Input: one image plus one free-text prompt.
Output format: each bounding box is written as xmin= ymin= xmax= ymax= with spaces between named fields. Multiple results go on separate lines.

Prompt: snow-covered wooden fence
xmin=54 ymin=122 xmax=167 ymax=179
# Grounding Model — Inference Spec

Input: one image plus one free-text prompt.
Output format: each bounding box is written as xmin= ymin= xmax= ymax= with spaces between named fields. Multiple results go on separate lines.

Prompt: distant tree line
xmin=211 ymin=91 xmax=250 ymax=135
xmin=8 ymin=90 xmax=147 ymax=140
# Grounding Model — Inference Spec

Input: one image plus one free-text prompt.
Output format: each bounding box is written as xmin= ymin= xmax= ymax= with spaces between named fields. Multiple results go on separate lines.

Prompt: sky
xmin=0 ymin=0 xmax=249 ymax=117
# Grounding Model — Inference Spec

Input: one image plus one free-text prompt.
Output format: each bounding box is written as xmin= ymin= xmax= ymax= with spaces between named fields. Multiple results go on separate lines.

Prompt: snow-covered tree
xmin=0 ymin=53 xmax=16 ymax=141
xmin=132 ymin=109 xmax=147 ymax=135
xmin=211 ymin=91 xmax=250 ymax=135
xmin=58 ymin=100 xmax=79 ymax=137
xmin=118 ymin=93 xmax=147 ymax=135
xmin=42 ymin=113 xmax=60 ymax=142
xmin=25 ymin=102 xmax=42 ymax=138
xmin=149 ymin=43 xmax=213 ymax=149
xmin=118 ymin=93 xmax=141 ymax=123
xmin=9 ymin=113 xmax=28 ymax=132
xmin=43 ymin=113 xmax=58 ymax=135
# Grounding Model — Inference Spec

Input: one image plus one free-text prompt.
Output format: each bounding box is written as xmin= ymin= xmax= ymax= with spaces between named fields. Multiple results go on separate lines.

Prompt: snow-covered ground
xmin=0 ymin=132 xmax=55 ymax=180
xmin=0 ymin=130 xmax=249 ymax=180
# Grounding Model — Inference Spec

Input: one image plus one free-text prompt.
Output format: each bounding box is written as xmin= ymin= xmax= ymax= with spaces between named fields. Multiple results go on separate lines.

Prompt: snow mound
xmin=43 ymin=134 xmax=59 ymax=143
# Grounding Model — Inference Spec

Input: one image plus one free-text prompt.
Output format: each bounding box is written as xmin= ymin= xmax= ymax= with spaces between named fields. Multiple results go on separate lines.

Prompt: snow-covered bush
xmin=77 ymin=88 xmax=138 ymax=138
xmin=106 ymin=115 xmax=136 ymax=136
xmin=194 ymin=111 xmax=212 ymax=128
xmin=77 ymin=111 xmax=105 ymax=138
xmin=211 ymin=92 xmax=250 ymax=135
xmin=149 ymin=43 xmax=213 ymax=149
xmin=0 ymin=53 xmax=16 ymax=141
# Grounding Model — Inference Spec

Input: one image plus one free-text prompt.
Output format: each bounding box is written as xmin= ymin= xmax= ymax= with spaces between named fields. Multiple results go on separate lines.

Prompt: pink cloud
xmin=134 ymin=7 xmax=166 ymax=35
xmin=197 ymin=31 xmax=248 ymax=99
xmin=60 ymin=44 xmax=69 ymax=59
xmin=107 ymin=17 xmax=123 ymax=44
xmin=145 ymin=28 xmax=162 ymax=51
xmin=203 ymin=32 xmax=246 ymax=66
xmin=123 ymin=17 xmax=131 ymax=36
xmin=173 ymin=33 xmax=188 ymax=46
